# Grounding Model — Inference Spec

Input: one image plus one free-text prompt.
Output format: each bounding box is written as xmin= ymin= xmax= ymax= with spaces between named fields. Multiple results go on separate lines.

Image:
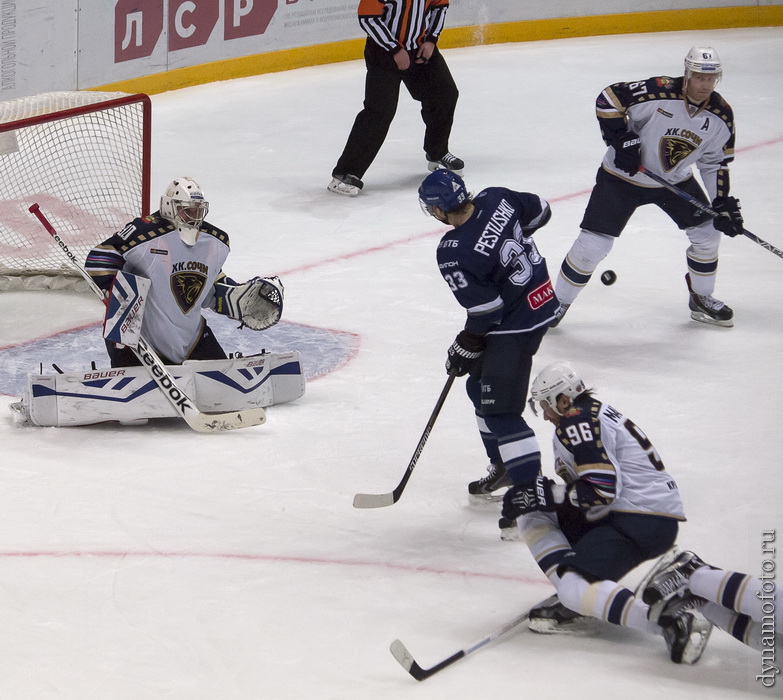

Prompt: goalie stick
xmin=353 ymin=370 xmax=457 ymax=508
xmin=637 ymin=165 xmax=783 ymax=260
xmin=28 ymin=203 xmax=266 ymax=433
xmin=390 ymin=599 xmax=543 ymax=681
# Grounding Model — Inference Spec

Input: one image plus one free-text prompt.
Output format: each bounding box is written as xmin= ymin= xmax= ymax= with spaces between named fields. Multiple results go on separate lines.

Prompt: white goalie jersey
xmin=86 ymin=213 xmax=230 ymax=363
xmin=552 ymin=396 xmax=686 ymax=523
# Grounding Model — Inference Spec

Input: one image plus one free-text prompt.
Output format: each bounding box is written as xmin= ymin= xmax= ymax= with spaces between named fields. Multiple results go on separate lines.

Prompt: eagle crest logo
xmin=660 ymin=137 xmax=696 ymax=172
xmin=171 ymin=272 xmax=207 ymax=313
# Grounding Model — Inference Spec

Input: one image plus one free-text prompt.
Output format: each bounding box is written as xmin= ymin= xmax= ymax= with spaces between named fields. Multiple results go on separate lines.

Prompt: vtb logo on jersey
xmin=171 ymin=272 xmax=207 ymax=313
xmin=659 ymin=137 xmax=697 ymax=171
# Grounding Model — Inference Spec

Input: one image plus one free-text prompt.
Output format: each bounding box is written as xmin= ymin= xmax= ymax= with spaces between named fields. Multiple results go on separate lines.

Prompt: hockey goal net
xmin=0 ymin=91 xmax=151 ymax=291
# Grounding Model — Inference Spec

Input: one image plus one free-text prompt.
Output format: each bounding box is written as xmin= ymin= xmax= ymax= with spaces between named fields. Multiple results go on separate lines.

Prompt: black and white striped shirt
xmin=358 ymin=0 xmax=449 ymax=52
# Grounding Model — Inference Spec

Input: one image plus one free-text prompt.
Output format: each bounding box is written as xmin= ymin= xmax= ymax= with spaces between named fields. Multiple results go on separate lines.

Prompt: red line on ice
xmin=0 ymin=549 xmax=549 ymax=586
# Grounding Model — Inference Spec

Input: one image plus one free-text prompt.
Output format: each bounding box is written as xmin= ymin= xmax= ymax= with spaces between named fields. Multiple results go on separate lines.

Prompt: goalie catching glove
xmin=214 ymin=276 xmax=284 ymax=330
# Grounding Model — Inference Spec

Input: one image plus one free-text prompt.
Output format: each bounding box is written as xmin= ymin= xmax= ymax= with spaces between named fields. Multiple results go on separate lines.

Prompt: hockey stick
xmin=29 ymin=203 xmax=266 ymax=432
xmin=390 ymin=599 xmax=544 ymax=681
xmin=637 ymin=165 xmax=783 ymax=259
xmin=353 ymin=369 xmax=457 ymax=508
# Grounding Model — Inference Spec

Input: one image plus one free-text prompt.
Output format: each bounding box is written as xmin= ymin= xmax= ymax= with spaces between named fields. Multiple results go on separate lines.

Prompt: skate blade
xmin=468 ymin=492 xmax=505 ymax=506
xmin=680 ymin=614 xmax=713 ymax=665
xmin=528 ymin=617 xmax=599 ymax=636
xmin=690 ymin=310 xmax=733 ymax=328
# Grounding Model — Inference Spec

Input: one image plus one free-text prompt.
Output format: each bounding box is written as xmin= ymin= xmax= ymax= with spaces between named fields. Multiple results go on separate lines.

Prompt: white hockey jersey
xmin=86 ymin=213 xmax=230 ymax=363
xmin=552 ymin=396 xmax=686 ymax=523
xmin=597 ymin=75 xmax=735 ymax=199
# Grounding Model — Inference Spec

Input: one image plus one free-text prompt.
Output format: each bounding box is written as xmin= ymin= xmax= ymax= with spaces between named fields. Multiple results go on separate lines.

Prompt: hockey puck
xmin=600 ymin=270 xmax=617 ymax=286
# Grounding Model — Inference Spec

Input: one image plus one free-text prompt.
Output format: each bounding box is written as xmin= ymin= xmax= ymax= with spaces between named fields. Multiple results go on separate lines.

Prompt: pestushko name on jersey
xmin=474 ymin=199 xmax=515 ymax=257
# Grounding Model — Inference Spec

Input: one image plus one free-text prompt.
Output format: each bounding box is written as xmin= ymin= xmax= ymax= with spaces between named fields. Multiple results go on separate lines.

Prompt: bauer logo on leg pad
xmin=104 ymin=271 xmax=150 ymax=348
xmin=20 ymin=352 xmax=304 ymax=426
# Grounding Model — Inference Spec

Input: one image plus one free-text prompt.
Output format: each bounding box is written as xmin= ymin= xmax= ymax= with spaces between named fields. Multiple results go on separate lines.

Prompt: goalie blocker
xmin=14 ymin=351 xmax=305 ymax=427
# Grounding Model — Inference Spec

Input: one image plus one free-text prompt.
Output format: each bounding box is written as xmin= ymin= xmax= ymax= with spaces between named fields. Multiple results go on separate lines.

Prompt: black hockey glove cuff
xmin=612 ymin=130 xmax=642 ymax=176
xmin=445 ymin=330 xmax=485 ymax=377
xmin=501 ymin=476 xmax=560 ymax=521
xmin=712 ymin=196 xmax=744 ymax=237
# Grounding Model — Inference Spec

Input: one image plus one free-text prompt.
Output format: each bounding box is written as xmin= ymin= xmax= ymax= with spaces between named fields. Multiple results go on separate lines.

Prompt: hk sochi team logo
xmin=171 ymin=271 xmax=207 ymax=313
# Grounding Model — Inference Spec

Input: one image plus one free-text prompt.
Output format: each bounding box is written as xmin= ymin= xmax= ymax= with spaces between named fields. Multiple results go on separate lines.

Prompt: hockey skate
xmin=528 ymin=594 xmax=596 ymax=635
xmin=327 ymin=173 xmax=363 ymax=197
xmin=426 ymin=152 xmax=464 ymax=175
xmin=643 ymin=550 xmax=709 ymax=620
xmin=656 ymin=593 xmax=712 ymax=664
xmin=468 ymin=462 xmax=512 ymax=503
xmin=549 ymin=302 xmax=570 ymax=328
xmin=685 ymin=274 xmax=733 ymax=327
xmin=632 ymin=546 xmax=681 ymax=601
xmin=8 ymin=399 xmax=31 ymax=426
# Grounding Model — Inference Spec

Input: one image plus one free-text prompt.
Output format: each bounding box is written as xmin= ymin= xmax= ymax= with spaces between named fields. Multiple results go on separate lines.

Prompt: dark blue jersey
xmin=436 ymin=187 xmax=557 ymax=335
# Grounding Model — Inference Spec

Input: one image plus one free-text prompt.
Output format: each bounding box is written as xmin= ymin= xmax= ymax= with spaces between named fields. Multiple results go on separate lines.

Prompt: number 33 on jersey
xmin=436 ymin=187 xmax=558 ymax=336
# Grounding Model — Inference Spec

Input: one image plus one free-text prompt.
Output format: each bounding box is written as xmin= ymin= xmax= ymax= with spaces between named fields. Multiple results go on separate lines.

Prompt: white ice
xmin=0 ymin=27 xmax=781 ymax=699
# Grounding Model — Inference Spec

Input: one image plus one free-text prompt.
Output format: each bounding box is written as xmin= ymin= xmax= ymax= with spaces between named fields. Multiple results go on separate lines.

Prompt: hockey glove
xmin=712 ymin=196 xmax=744 ymax=237
xmin=612 ymin=130 xmax=642 ymax=176
xmin=445 ymin=330 xmax=485 ymax=376
xmin=501 ymin=476 xmax=560 ymax=521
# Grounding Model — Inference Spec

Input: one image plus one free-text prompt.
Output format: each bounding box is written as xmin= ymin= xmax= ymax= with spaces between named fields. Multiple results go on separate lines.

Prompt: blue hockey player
xmin=418 ymin=170 xmax=558 ymax=508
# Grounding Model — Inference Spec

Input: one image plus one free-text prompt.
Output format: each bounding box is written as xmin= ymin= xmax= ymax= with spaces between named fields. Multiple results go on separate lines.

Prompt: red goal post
xmin=0 ymin=91 xmax=151 ymax=291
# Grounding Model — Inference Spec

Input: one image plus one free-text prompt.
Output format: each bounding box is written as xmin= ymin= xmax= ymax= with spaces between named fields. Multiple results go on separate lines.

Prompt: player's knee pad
xmin=518 ymin=510 xmax=564 ymax=547
xmin=566 ymin=229 xmax=615 ymax=271
xmin=556 ymin=571 xmax=592 ymax=612
xmin=556 ymin=554 xmax=601 ymax=583
xmin=557 ymin=231 xmax=615 ymax=301
xmin=685 ymin=220 xmax=721 ymax=259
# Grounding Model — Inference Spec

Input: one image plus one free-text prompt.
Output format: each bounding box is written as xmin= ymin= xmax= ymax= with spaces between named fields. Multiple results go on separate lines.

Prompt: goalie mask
xmin=160 ymin=177 xmax=209 ymax=246
xmin=529 ymin=361 xmax=586 ymax=416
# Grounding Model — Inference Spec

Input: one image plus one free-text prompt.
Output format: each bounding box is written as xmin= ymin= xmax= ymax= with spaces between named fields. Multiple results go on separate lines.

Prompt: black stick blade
xmin=390 ymin=640 xmax=464 ymax=681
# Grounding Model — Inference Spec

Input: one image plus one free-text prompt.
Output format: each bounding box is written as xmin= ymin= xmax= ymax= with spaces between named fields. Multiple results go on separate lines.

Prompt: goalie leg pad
xmin=22 ymin=366 xmax=187 ymax=427
xmin=187 ymin=351 xmax=305 ymax=411
xmin=17 ymin=351 xmax=305 ymax=427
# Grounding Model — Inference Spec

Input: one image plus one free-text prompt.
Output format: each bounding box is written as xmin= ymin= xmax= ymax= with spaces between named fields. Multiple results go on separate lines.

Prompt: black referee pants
xmin=333 ymin=39 xmax=459 ymax=179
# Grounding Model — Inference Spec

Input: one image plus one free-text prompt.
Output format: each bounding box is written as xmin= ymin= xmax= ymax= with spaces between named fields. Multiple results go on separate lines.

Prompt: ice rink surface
xmin=0 ymin=26 xmax=782 ymax=699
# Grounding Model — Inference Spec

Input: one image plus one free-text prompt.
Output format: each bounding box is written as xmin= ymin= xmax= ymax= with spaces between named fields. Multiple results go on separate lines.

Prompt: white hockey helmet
xmin=529 ymin=361 xmax=587 ymax=416
xmin=684 ymin=46 xmax=722 ymax=84
xmin=160 ymin=177 xmax=209 ymax=246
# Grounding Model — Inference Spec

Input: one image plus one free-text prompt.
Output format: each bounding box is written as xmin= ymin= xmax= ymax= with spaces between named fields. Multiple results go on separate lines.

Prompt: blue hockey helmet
xmin=418 ymin=170 xmax=468 ymax=216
